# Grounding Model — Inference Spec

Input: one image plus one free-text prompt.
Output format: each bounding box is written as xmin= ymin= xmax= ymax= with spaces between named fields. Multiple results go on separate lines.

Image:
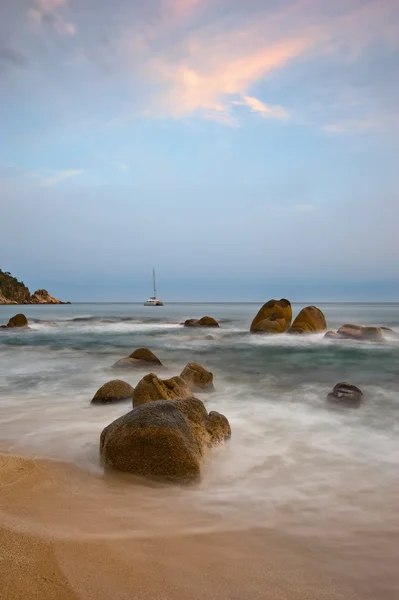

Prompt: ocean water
xmin=0 ymin=303 xmax=398 ymax=553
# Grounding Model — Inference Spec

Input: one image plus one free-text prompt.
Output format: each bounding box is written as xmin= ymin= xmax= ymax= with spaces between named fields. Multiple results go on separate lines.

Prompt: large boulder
xmin=183 ymin=316 xmax=219 ymax=328
xmin=180 ymin=362 xmax=214 ymax=392
xmin=100 ymin=401 xmax=203 ymax=481
xmin=337 ymin=324 xmax=383 ymax=342
xmin=327 ymin=382 xmax=363 ymax=408
xmin=7 ymin=313 xmax=28 ymax=328
xmin=250 ymin=299 xmax=292 ymax=334
xmin=100 ymin=397 xmax=231 ymax=481
xmin=132 ymin=373 xmax=192 ymax=407
xmin=91 ymin=380 xmax=134 ymax=405
xmin=287 ymin=306 xmax=327 ymax=334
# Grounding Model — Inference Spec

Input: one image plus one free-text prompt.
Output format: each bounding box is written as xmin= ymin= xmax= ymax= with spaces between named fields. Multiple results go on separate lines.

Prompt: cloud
xmin=38 ymin=169 xmax=83 ymax=186
xmin=235 ymin=96 xmax=290 ymax=120
xmin=147 ymin=34 xmax=313 ymax=122
xmin=28 ymin=0 xmax=75 ymax=36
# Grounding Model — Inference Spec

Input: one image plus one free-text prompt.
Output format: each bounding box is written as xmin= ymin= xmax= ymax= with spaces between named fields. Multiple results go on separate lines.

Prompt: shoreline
xmin=1 ymin=453 xmax=398 ymax=600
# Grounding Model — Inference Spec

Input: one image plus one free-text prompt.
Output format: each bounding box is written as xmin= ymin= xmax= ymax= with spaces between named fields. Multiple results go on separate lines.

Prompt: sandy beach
xmin=1 ymin=453 xmax=398 ymax=600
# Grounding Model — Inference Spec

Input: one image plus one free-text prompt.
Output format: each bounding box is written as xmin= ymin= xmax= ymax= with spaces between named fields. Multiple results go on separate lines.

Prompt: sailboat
xmin=144 ymin=268 xmax=164 ymax=306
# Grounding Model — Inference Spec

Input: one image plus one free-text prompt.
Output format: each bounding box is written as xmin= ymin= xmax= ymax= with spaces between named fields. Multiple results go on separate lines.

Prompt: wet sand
xmin=1 ymin=454 xmax=398 ymax=600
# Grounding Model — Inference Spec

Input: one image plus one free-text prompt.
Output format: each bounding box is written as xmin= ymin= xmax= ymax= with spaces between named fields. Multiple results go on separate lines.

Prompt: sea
xmin=1 ymin=302 xmax=399 ymax=595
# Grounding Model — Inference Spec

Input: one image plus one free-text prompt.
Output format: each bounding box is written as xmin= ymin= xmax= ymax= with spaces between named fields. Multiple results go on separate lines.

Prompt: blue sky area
xmin=1 ymin=0 xmax=398 ymax=301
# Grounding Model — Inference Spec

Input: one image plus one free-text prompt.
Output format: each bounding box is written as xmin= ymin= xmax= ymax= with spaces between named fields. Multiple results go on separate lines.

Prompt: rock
xmin=91 ymin=380 xmax=134 ymax=405
xmin=198 ymin=316 xmax=219 ymax=328
xmin=287 ymin=306 xmax=327 ymax=334
xmin=100 ymin=397 xmax=231 ymax=481
xmin=30 ymin=289 xmax=62 ymax=304
xmin=112 ymin=358 xmax=140 ymax=369
xmin=128 ymin=348 xmax=162 ymax=364
xmin=132 ymin=373 xmax=193 ymax=407
xmin=180 ymin=362 xmax=214 ymax=392
xmin=7 ymin=313 xmax=28 ymax=328
xmin=183 ymin=319 xmax=199 ymax=327
xmin=327 ymin=382 xmax=363 ymax=408
xmin=250 ymin=299 xmax=292 ymax=334
xmin=337 ymin=324 xmax=383 ymax=342
xmin=206 ymin=411 xmax=232 ymax=444
xmin=205 ymin=334 xmax=215 ymax=340
xmin=100 ymin=400 xmax=203 ymax=481
xmin=324 ymin=330 xmax=339 ymax=339
xmin=183 ymin=316 xmax=219 ymax=328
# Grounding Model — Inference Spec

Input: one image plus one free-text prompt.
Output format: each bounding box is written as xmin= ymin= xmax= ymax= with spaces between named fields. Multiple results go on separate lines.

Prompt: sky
xmin=0 ymin=0 xmax=398 ymax=301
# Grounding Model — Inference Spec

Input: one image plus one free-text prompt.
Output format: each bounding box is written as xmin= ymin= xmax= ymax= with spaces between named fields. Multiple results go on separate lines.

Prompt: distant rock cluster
xmin=0 ymin=269 xmax=69 ymax=304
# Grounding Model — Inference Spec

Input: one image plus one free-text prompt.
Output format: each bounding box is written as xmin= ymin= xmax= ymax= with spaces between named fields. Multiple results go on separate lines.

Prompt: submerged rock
xmin=91 ymin=380 xmax=134 ymax=405
xmin=132 ymin=373 xmax=192 ymax=407
xmin=183 ymin=316 xmax=219 ymax=328
xmin=7 ymin=313 xmax=28 ymax=328
xmin=337 ymin=324 xmax=383 ymax=342
xmin=287 ymin=306 xmax=327 ymax=334
xmin=180 ymin=362 xmax=214 ymax=392
xmin=128 ymin=348 xmax=162 ymax=364
xmin=250 ymin=299 xmax=292 ymax=334
xmin=324 ymin=330 xmax=339 ymax=339
xmin=327 ymin=382 xmax=363 ymax=408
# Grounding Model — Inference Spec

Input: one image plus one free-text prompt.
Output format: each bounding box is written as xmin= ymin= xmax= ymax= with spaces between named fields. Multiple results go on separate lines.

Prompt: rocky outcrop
xmin=7 ymin=313 xmax=28 ymax=328
xmin=132 ymin=373 xmax=193 ymax=407
xmin=100 ymin=397 xmax=231 ymax=481
xmin=91 ymin=380 xmax=134 ymax=405
xmin=327 ymin=382 xmax=363 ymax=408
xmin=183 ymin=316 xmax=219 ymax=328
xmin=250 ymin=299 xmax=292 ymax=334
xmin=180 ymin=362 xmax=214 ymax=392
xmin=30 ymin=289 xmax=62 ymax=304
xmin=336 ymin=324 xmax=383 ymax=342
xmin=287 ymin=306 xmax=327 ymax=334
xmin=0 ymin=269 xmax=69 ymax=304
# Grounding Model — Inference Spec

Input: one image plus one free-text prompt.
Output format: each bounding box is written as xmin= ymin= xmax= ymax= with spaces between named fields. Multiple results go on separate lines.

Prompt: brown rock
xmin=100 ymin=401 xmax=203 ymax=481
xmin=7 ymin=313 xmax=28 ymax=328
xmin=128 ymin=348 xmax=162 ymax=364
xmin=132 ymin=373 xmax=192 ymax=407
xmin=337 ymin=324 xmax=383 ymax=342
xmin=198 ymin=316 xmax=219 ymax=327
xmin=91 ymin=380 xmax=134 ymax=405
xmin=250 ymin=299 xmax=292 ymax=334
xmin=30 ymin=289 xmax=62 ymax=304
xmin=287 ymin=306 xmax=327 ymax=334
xmin=206 ymin=411 xmax=232 ymax=444
xmin=183 ymin=316 xmax=219 ymax=328
xmin=324 ymin=330 xmax=339 ymax=339
xmin=180 ymin=362 xmax=214 ymax=392
xmin=327 ymin=382 xmax=363 ymax=408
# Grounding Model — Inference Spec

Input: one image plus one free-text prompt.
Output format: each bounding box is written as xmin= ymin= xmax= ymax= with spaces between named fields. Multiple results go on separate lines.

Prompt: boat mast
xmin=153 ymin=268 xmax=156 ymax=298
